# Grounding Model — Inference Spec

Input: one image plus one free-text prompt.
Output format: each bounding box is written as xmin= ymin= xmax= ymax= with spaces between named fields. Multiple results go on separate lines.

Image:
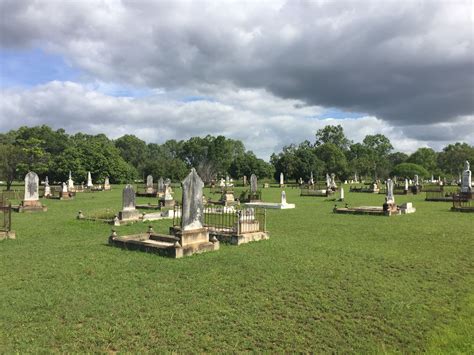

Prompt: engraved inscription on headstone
xmin=122 ymin=184 xmax=136 ymax=211
xmin=24 ymin=172 xmax=39 ymax=201
xmin=181 ymin=168 xmax=204 ymax=231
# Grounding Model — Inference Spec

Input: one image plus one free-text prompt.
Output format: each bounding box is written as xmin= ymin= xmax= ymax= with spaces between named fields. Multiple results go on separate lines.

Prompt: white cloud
xmin=1 ymin=81 xmax=472 ymax=159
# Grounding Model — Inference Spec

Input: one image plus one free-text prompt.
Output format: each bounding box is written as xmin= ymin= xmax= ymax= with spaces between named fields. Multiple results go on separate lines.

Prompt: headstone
xmin=122 ymin=185 xmax=136 ymax=211
xmin=68 ymin=171 xmax=74 ymax=190
xmin=243 ymin=175 xmax=247 ymax=186
xmin=181 ymin=168 xmax=204 ymax=231
xmin=281 ymin=190 xmax=287 ymax=204
xmin=461 ymin=160 xmax=472 ymax=193
xmin=87 ymin=172 xmax=93 ymax=187
xmin=340 ymin=187 xmax=344 ymax=200
xmin=299 ymin=177 xmax=303 ymax=185
xmin=104 ymin=177 xmax=110 ymax=190
xmin=279 ymin=172 xmax=284 ymax=186
xmin=354 ymin=172 xmax=359 ymax=183
xmin=118 ymin=184 xmax=140 ymax=222
xmin=386 ymin=179 xmax=395 ymax=204
xmin=330 ymin=173 xmax=337 ymax=189
xmin=219 ymin=178 xmax=225 ymax=187
xmin=250 ymin=174 xmax=258 ymax=193
xmin=164 ymin=178 xmax=171 ymax=186
xmin=62 ymin=182 xmax=68 ymax=193
xmin=24 ymin=172 xmax=39 ymax=201
xmin=44 ymin=176 xmax=51 ymax=197
xmin=326 ymin=173 xmax=331 ymax=187
xmin=158 ymin=177 xmax=164 ymax=192
xmin=404 ymin=179 xmax=409 ymax=191
xmin=146 ymin=175 xmax=153 ymax=188
xmin=310 ymin=171 xmax=314 ymax=185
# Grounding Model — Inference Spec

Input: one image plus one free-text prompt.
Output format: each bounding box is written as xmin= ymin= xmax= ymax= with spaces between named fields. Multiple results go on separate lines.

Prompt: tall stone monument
xmin=279 ymin=172 xmax=284 ymax=187
xmin=404 ymin=178 xmax=409 ymax=193
xmin=329 ymin=173 xmax=337 ymax=189
xmin=118 ymin=185 xmax=140 ymax=222
xmin=87 ymin=172 xmax=93 ymax=188
xmin=461 ymin=160 xmax=472 ymax=193
xmin=250 ymin=174 xmax=258 ymax=194
xmin=68 ymin=171 xmax=74 ymax=191
xmin=326 ymin=173 xmax=331 ymax=188
xmin=157 ymin=177 xmax=164 ymax=193
xmin=386 ymin=179 xmax=395 ymax=205
xmin=309 ymin=171 xmax=314 ymax=185
xmin=19 ymin=172 xmax=47 ymax=212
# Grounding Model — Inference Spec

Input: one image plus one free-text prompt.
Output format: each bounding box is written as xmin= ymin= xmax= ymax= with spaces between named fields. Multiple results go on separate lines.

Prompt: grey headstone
xmin=461 ymin=160 xmax=472 ymax=192
xmin=158 ymin=177 xmax=164 ymax=192
xmin=250 ymin=174 xmax=257 ymax=193
xmin=146 ymin=175 xmax=153 ymax=188
xmin=122 ymin=184 xmax=136 ymax=211
xmin=164 ymin=178 xmax=171 ymax=186
xmin=181 ymin=168 xmax=204 ymax=231
xmin=24 ymin=171 xmax=39 ymax=201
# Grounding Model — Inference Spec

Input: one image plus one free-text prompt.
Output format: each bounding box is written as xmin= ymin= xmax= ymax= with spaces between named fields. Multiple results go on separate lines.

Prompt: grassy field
xmin=1 ymin=185 xmax=473 ymax=352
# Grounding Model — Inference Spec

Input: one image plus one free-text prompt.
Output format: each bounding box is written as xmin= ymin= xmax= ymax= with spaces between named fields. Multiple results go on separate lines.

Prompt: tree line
xmin=0 ymin=124 xmax=473 ymax=190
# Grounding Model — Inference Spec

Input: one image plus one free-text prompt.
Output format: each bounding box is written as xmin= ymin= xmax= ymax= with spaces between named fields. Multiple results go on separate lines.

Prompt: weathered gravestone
xmin=461 ymin=160 xmax=472 ymax=193
xmin=243 ymin=175 xmax=247 ymax=186
xmin=146 ymin=175 xmax=154 ymax=193
xmin=118 ymin=185 xmax=140 ymax=222
xmin=250 ymin=174 xmax=258 ymax=193
xmin=19 ymin=172 xmax=47 ymax=212
xmin=181 ymin=169 xmax=204 ymax=231
xmin=386 ymin=179 xmax=395 ymax=205
xmin=104 ymin=177 xmax=111 ymax=191
xmin=68 ymin=171 xmax=74 ymax=191
xmin=280 ymin=172 xmax=284 ymax=187
xmin=158 ymin=177 xmax=164 ymax=193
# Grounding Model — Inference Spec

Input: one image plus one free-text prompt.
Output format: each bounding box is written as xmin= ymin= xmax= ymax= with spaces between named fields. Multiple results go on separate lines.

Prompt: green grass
xmin=1 ymin=185 xmax=473 ymax=352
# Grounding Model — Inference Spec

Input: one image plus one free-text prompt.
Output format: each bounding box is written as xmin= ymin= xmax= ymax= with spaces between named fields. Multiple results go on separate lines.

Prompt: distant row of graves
xmin=1 ymin=161 xmax=472 ymax=247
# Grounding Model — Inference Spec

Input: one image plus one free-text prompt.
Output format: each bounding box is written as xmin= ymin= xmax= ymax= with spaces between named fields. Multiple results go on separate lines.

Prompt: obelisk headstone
xmin=87 ymin=172 xmax=93 ymax=188
xmin=279 ymin=172 xmax=284 ymax=187
xmin=68 ymin=171 xmax=74 ymax=190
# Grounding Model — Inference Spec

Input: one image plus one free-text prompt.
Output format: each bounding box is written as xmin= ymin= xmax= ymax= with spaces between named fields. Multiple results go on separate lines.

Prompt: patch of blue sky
xmin=317 ymin=108 xmax=367 ymax=119
xmin=0 ymin=48 xmax=80 ymax=87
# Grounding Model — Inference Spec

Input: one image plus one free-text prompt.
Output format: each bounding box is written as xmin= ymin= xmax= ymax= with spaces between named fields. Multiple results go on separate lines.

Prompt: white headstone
xmin=326 ymin=173 xmax=331 ymax=187
xmin=340 ymin=187 xmax=344 ymax=200
xmin=386 ymin=179 xmax=395 ymax=204
xmin=461 ymin=160 xmax=472 ymax=193
xmin=181 ymin=168 xmax=204 ymax=231
xmin=68 ymin=171 xmax=74 ymax=190
xmin=24 ymin=172 xmax=39 ymax=201
xmin=280 ymin=172 xmax=284 ymax=185
xmin=281 ymin=190 xmax=287 ymax=204
xmin=87 ymin=172 xmax=93 ymax=187
xmin=404 ymin=179 xmax=409 ymax=191
xmin=414 ymin=175 xmax=419 ymax=186
xmin=104 ymin=177 xmax=110 ymax=189
xmin=62 ymin=182 xmax=68 ymax=193
xmin=44 ymin=176 xmax=51 ymax=197
xmin=146 ymin=175 xmax=153 ymax=188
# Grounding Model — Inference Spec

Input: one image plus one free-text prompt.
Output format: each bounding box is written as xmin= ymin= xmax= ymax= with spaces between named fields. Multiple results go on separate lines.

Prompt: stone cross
xmin=181 ymin=168 xmax=204 ymax=231
xmin=24 ymin=171 xmax=39 ymax=201
xmin=146 ymin=175 xmax=153 ymax=188
xmin=87 ymin=172 xmax=93 ymax=187
xmin=461 ymin=160 xmax=472 ymax=193
xmin=281 ymin=191 xmax=287 ymax=204
xmin=386 ymin=179 xmax=395 ymax=204
xmin=280 ymin=172 xmax=284 ymax=186
xmin=250 ymin=174 xmax=257 ymax=193
xmin=122 ymin=184 xmax=136 ymax=211
xmin=158 ymin=177 xmax=164 ymax=192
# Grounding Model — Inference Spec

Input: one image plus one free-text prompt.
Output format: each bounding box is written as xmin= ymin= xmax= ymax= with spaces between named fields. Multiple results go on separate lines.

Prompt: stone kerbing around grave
xmin=108 ymin=168 xmax=219 ymax=258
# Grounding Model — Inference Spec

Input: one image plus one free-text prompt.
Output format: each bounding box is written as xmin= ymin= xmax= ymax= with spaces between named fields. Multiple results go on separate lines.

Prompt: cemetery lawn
xmin=1 ymin=186 xmax=473 ymax=352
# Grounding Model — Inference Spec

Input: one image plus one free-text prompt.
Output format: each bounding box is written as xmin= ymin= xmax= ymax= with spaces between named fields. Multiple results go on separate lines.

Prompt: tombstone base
xmin=118 ymin=209 xmax=141 ymax=222
xmin=16 ymin=200 xmax=47 ymax=213
xmin=210 ymin=231 xmax=269 ymax=245
xmin=0 ymin=230 xmax=16 ymax=240
xmin=160 ymin=199 xmax=175 ymax=208
xmin=169 ymin=227 xmax=219 ymax=257
xmin=60 ymin=192 xmax=72 ymax=200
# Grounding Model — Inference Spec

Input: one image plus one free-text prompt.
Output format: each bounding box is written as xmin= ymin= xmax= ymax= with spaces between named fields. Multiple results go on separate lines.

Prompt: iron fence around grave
xmin=425 ymin=190 xmax=454 ymax=201
xmin=452 ymin=192 xmax=474 ymax=210
xmin=0 ymin=195 xmax=12 ymax=232
xmin=172 ymin=204 xmax=266 ymax=235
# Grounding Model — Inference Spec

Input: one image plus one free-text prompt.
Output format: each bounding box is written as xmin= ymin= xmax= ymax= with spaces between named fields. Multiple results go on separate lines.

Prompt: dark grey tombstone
xmin=158 ymin=177 xmax=164 ymax=192
xmin=250 ymin=174 xmax=257 ymax=193
xmin=181 ymin=168 xmax=204 ymax=231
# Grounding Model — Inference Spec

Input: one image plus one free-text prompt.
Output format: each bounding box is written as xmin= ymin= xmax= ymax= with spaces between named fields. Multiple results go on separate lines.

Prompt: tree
xmin=314 ymin=143 xmax=348 ymax=179
xmin=315 ymin=125 xmax=351 ymax=150
xmin=115 ymin=135 xmax=148 ymax=175
xmin=407 ymin=148 xmax=437 ymax=174
xmin=230 ymin=151 xmax=274 ymax=180
xmin=391 ymin=163 xmax=430 ymax=179
xmin=0 ymin=144 xmax=24 ymax=190
xmin=437 ymin=143 xmax=474 ymax=176
xmin=362 ymin=134 xmax=394 ymax=178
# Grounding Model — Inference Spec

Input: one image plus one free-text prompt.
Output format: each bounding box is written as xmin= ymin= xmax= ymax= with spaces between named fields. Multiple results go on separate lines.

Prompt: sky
xmin=0 ymin=0 xmax=473 ymax=160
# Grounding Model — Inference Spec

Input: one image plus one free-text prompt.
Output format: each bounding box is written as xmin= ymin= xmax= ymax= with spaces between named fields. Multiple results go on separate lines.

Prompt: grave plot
xmin=245 ymin=190 xmax=295 ymax=209
xmin=334 ymin=179 xmax=416 ymax=216
xmin=13 ymin=172 xmax=47 ymax=213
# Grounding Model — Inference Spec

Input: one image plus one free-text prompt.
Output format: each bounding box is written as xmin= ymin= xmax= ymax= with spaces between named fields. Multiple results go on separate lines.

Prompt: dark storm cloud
xmin=0 ymin=0 xmax=473 ymax=143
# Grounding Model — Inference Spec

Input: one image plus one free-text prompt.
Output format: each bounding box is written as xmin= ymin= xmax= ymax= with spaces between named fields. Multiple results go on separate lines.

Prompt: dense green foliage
xmin=0 ymin=125 xmax=473 ymax=188
xmin=1 ymin=186 xmax=472 ymax=352
xmin=391 ymin=163 xmax=430 ymax=178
